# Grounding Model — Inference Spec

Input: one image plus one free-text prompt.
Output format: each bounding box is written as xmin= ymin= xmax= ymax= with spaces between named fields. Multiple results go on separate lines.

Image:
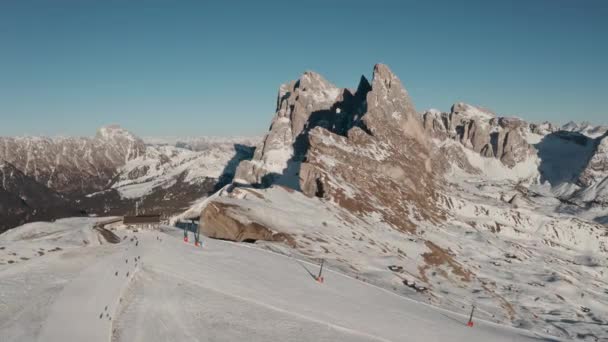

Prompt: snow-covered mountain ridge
xmin=0 ymin=128 xmax=257 ymax=232
xmin=195 ymin=64 xmax=608 ymax=340
xmin=0 ymin=125 xmax=145 ymax=195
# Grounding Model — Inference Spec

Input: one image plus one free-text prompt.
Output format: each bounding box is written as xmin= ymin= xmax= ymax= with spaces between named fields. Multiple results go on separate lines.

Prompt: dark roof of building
xmin=123 ymin=215 xmax=161 ymax=224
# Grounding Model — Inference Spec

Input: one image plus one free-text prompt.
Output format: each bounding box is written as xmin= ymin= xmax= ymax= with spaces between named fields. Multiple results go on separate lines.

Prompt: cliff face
xmin=228 ymin=64 xmax=444 ymax=234
xmin=422 ymin=104 xmax=535 ymax=168
xmin=578 ymin=132 xmax=608 ymax=187
xmin=204 ymin=64 xmax=445 ymax=242
xmin=234 ymin=71 xmax=343 ymax=186
xmin=299 ymin=64 xmax=443 ymax=233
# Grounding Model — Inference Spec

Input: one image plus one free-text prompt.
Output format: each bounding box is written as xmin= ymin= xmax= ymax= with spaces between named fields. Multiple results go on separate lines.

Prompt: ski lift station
xmin=122 ymin=214 xmax=161 ymax=230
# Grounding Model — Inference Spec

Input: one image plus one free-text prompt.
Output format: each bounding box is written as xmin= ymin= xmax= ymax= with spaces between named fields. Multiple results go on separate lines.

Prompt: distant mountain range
xmin=0 ymin=127 xmax=257 ymax=233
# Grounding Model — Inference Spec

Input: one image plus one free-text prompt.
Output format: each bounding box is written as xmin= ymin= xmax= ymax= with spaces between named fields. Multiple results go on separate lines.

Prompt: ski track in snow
xmin=0 ymin=219 xmax=559 ymax=342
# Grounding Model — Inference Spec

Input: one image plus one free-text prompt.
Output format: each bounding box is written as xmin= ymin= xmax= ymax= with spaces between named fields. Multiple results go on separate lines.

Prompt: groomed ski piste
xmin=0 ymin=218 xmax=560 ymax=341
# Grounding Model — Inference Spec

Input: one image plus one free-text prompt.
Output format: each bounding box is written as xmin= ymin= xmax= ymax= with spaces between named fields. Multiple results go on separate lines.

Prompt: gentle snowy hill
xmin=0 ymin=219 xmax=557 ymax=341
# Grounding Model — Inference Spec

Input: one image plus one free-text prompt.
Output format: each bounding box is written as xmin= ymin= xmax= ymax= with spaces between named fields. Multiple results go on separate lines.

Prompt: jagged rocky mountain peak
xmin=361 ymin=63 xmax=428 ymax=147
xmin=235 ymin=63 xmax=434 ymax=186
xmin=219 ymin=63 xmax=444 ymax=238
xmin=355 ymin=74 xmax=372 ymax=95
xmin=450 ymin=102 xmax=496 ymax=120
xmin=367 ymin=63 xmax=417 ymax=118
xmin=95 ymin=124 xmax=141 ymax=142
xmin=298 ymin=70 xmax=336 ymax=91
xmin=530 ymin=121 xmax=556 ymax=135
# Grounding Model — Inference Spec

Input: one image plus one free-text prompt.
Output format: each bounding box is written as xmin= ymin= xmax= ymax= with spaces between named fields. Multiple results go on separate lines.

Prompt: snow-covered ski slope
xmin=0 ymin=218 xmax=559 ymax=341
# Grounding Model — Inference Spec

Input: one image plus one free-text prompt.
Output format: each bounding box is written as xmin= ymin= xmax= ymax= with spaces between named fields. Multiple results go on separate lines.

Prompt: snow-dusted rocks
xmin=298 ymin=64 xmax=442 ymax=232
xmin=201 ymin=199 xmax=296 ymax=245
xmin=96 ymin=125 xmax=146 ymax=162
xmin=79 ymin=137 xmax=256 ymax=219
xmin=530 ymin=121 xmax=556 ymax=135
xmin=224 ymin=64 xmax=443 ymax=236
xmin=461 ymin=119 xmax=494 ymax=157
xmin=572 ymin=176 xmax=608 ymax=206
xmin=362 ymin=64 xmax=427 ymax=144
xmin=422 ymin=103 xmax=535 ymax=167
xmin=578 ymin=132 xmax=608 ymax=187
xmin=561 ymin=121 xmax=608 ymax=138
xmin=235 ymin=71 xmax=343 ymax=186
xmin=496 ymin=127 xmax=533 ymax=167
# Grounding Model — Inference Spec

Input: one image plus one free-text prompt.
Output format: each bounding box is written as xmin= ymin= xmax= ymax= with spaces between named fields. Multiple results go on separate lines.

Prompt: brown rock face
xmin=362 ymin=64 xmax=427 ymax=146
xmin=496 ymin=129 xmax=531 ymax=167
xmin=298 ymin=64 xmax=444 ymax=233
xmin=462 ymin=120 xmax=493 ymax=157
xmin=201 ymin=201 xmax=294 ymax=245
xmin=234 ymin=72 xmax=343 ymax=186
xmin=579 ymin=133 xmax=608 ymax=186
xmin=422 ymin=103 xmax=534 ymax=167
xmin=216 ymin=64 xmax=445 ymax=240
xmin=422 ymin=110 xmax=448 ymax=139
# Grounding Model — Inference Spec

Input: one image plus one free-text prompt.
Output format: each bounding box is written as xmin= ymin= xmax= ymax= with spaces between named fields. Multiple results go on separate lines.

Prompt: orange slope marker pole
xmin=467 ymin=305 xmax=475 ymax=327
xmin=316 ymin=259 xmax=324 ymax=283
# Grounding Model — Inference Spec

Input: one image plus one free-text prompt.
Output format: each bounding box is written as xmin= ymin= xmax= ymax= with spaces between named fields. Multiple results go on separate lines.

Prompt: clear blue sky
xmin=1 ymin=0 xmax=607 ymax=137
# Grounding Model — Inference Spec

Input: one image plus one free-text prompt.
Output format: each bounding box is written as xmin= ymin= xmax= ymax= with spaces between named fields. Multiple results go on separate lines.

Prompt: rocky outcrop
xmin=578 ymin=133 xmax=608 ymax=187
xmin=235 ymin=71 xmax=370 ymax=187
xmin=495 ymin=129 xmax=531 ymax=167
xmin=213 ymin=64 xmax=445 ymax=236
xmin=422 ymin=109 xmax=448 ymax=139
xmin=572 ymin=176 xmax=608 ymax=206
xmin=235 ymin=72 xmax=341 ymax=186
xmin=461 ymin=120 xmax=493 ymax=157
xmin=361 ymin=64 xmax=427 ymax=145
xmin=422 ymin=103 xmax=534 ymax=167
xmin=290 ymin=64 xmax=444 ymax=232
xmin=201 ymin=201 xmax=295 ymax=245
xmin=530 ymin=121 xmax=556 ymax=135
